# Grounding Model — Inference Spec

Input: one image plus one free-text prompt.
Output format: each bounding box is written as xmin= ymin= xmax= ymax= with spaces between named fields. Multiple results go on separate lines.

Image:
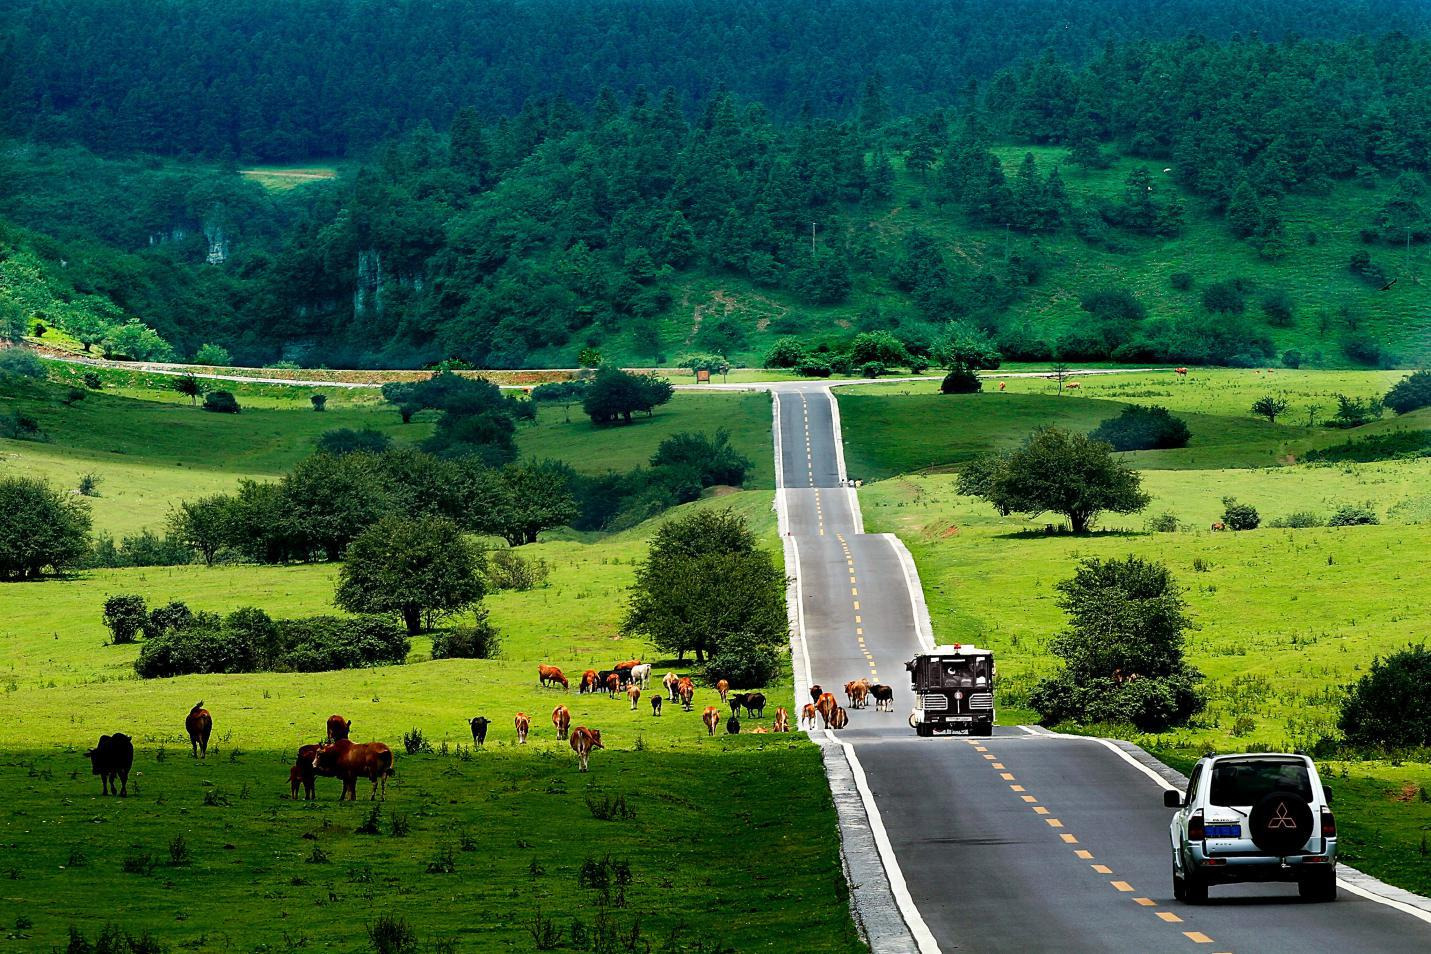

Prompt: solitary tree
xmin=1250 ymin=394 xmax=1289 ymax=424
xmin=956 ymin=427 xmax=1149 ymax=533
xmin=0 ymin=476 xmax=93 ymax=579
xmin=583 ymin=367 xmax=673 ymax=424
xmin=166 ymin=496 xmax=234 ymax=566
xmin=336 ymin=514 xmax=484 ymax=635
xmin=172 ymin=373 xmax=200 ymax=406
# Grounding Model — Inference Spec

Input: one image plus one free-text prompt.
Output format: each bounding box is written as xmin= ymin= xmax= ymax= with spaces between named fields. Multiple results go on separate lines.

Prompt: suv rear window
xmin=1208 ymin=760 xmax=1312 ymax=807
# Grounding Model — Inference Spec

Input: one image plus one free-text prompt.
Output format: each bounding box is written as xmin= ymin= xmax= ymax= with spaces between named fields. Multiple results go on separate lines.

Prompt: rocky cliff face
xmin=203 ymin=221 xmax=229 ymax=264
xmin=353 ymin=249 xmax=424 ymax=318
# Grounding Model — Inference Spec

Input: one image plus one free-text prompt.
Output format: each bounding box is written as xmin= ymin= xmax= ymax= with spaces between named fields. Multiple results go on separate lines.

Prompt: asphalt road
xmin=775 ymin=383 xmax=1430 ymax=953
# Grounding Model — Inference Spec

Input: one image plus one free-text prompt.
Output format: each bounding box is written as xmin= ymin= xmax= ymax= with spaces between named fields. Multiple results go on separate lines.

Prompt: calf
xmin=728 ymin=692 xmax=749 ymax=718
xmin=870 ymin=684 xmax=894 ymax=712
xmin=290 ymin=743 xmax=320 ymax=800
xmin=830 ymin=706 xmax=849 ymax=730
xmin=185 ymin=701 xmax=212 ymax=758
xmin=326 ymin=714 xmax=351 ymax=742
xmin=743 ymin=692 xmax=766 ymax=718
xmin=552 ymin=705 xmax=571 ymax=741
xmin=725 ymin=715 xmax=741 ymax=735
xmin=469 ymin=716 xmax=491 ymax=746
xmin=629 ymin=663 xmax=652 ymax=689
xmin=650 ymin=695 xmax=663 ymax=717
xmin=773 ymin=707 xmax=790 ymax=732
xmin=800 ymin=703 xmax=818 ymax=729
xmin=716 ymin=679 xmax=730 ymax=701
xmin=663 ymin=671 xmax=679 ymax=700
xmin=538 ymin=664 xmax=569 ymax=690
xmin=313 ymin=739 xmax=394 ymax=801
xmin=86 ymin=733 xmax=134 ymax=796
xmin=570 ymin=726 xmax=603 ymax=772
xmin=579 ymin=669 xmax=599 ymax=694
xmin=514 ymin=712 xmax=531 ymax=744
xmin=702 ymin=706 xmax=720 ymax=736
xmin=627 ymin=684 xmax=641 ymax=711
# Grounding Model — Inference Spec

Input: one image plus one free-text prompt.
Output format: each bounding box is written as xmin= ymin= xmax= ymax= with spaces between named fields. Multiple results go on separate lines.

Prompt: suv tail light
xmin=1188 ymin=810 xmax=1205 ymax=842
xmin=1321 ymin=808 xmax=1336 ymax=838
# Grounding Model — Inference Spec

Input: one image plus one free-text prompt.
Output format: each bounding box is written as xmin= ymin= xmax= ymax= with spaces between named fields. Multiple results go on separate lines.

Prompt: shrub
xmin=1339 ymin=645 xmax=1431 ymax=748
xmin=850 ymin=331 xmax=911 ymax=368
xmin=143 ymin=601 xmax=194 ymax=640
xmin=0 ymin=475 xmax=92 ymax=579
xmin=1220 ymin=497 xmax=1260 ymax=531
xmin=1169 ymin=272 xmax=1194 ymax=291
xmin=485 ymin=549 xmax=549 ymax=591
xmin=78 ymin=472 xmax=101 ymax=496
xmin=1079 ymin=287 xmax=1147 ymax=324
xmin=795 ymin=360 xmax=832 ymax=378
xmin=1201 ymin=281 xmax=1245 ymax=314
xmin=650 ymin=429 xmax=752 ymax=488
xmin=82 ymin=371 xmax=103 ymax=389
xmin=1384 ymin=370 xmax=1431 ymax=415
xmin=403 ymin=729 xmax=432 ymax=755
xmin=1268 ymin=511 xmax=1324 ymax=528
xmin=276 ymin=615 xmax=410 ymax=672
xmin=1089 ymin=405 xmax=1190 ymax=451
xmin=939 ymin=365 xmax=982 ymax=394
xmin=700 ymin=630 xmax=782 ymax=688
xmin=103 ymin=595 xmax=149 ymax=645
xmin=860 ymin=361 xmax=886 ymax=379
xmin=310 ymin=394 xmax=327 ymax=412
xmin=202 ymin=391 xmax=241 ymax=414
xmin=1327 ymin=504 xmax=1379 ymax=527
xmin=0 ymin=410 xmax=44 ymax=440
xmin=1260 ymin=290 xmax=1294 ymax=326
xmin=0 ymin=347 xmax=45 ymax=379
xmin=1303 ymin=431 xmax=1431 ymax=463
xmin=132 ymin=609 xmax=406 ymax=677
xmin=192 ymin=343 xmax=232 ymax=366
xmin=368 ymin=914 xmax=419 ymax=954
xmin=1342 ymin=333 xmax=1383 ymax=366
xmin=1281 ymin=349 xmax=1302 ymax=369
xmin=317 ymin=428 xmax=392 ymax=455
xmin=429 ymin=613 xmax=502 ymax=660
xmin=1145 ymin=512 xmax=1182 ymax=533
xmin=762 ymin=337 xmax=806 ymax=369
xmin=1250 ymin=394 xmax=1289 ymax=424
xmin=1029 ymin=669 xmax=1205 ymax=732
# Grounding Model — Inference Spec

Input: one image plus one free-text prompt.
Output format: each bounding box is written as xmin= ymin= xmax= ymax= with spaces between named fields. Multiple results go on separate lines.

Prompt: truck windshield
xmin=923 ymin=657 xmax=988 ymax=688
xmin=1208 ymin=760 xmax=1313 ymax=807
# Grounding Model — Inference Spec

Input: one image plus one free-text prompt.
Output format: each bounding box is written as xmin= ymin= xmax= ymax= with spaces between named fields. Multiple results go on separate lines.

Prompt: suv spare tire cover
xmin=1248 ymin=791 xmax=1314 ymax=855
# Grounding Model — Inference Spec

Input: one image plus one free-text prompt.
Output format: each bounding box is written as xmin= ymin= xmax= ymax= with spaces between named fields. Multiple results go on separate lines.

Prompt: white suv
xmin=1165 ymin=753 xmax=1337 ymax=903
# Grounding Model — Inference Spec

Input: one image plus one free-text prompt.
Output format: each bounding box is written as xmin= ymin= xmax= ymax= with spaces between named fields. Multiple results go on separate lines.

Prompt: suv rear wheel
xmin=1175 ymin=867 xmax=1208 ymax=904
xmin=1299 ymin=868 xmax=1337 ymax=902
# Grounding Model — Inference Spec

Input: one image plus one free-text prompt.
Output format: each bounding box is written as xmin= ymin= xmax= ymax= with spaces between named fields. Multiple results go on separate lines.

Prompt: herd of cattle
xmin=81 ymin=666 xmax=893 ymax=801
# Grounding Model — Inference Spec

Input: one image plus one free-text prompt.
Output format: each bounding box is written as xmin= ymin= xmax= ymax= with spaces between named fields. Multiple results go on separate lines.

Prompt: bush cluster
xmin=1220 ymin=497 xmax=1260 ymax=530
xmin=429 ymin=612 xmax=503 ymax=660
xmin=1089 ymin=405 xmax=1190 ymax=451
xmin=1029 ymin=669 xmax=1206 ymax=732
xmin=1339 ymin=645 xmax=1431 ymax=749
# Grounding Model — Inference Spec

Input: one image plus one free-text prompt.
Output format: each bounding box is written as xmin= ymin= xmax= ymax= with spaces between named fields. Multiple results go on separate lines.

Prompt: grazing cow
xmin=809 ymin=684 xmax=824 ymax=705
xmin=326 ymin=714 xmax=351 ymax=742
xmin=702 ymin=706 xmax=720 ymax=736
xmin=313 ymin=739 xmax=394 ymax=801
xmin=469 ymin=716 xmax=491 ymax=746
xmin=579 ymin=669 xmax=599 ymax=694
xmin=677 ymin=677 xmax=695 ymax=712
xmin=552 ymin=705 xmax=571 ymax=741
xmin=851 ymin=683 xmax=870 ymax=710
xmin=743 ymin=692 xmax=767 ymax=718
xmin=614 ymin=659 xmax=641 ymax=673
xmin=998 ymin=381 xmax=1006 ymax=391
xmin=629 ymin=663 xmax=652 ymax=689
xmin=185 ymin=701 xmax=212 ymax=758
xmin=570 ymin=727 xmax=603 ymax=772
xmin=726 ymin=715 xmax=741 ymax=734
xmin=870 ymin=684 xmax=894 ymax=712
xmin=627 ymin=684 xmax=641 ymax=710
xmin=751 ymin=726 xmax=769 ymax=734
xmin=800 ymin=703 xmax=818 ymax=728
xmin=538 ymin=664 xmax=569 ymax=690
xmin=1175 ymin=367 xmax=1189 ymax=377
xmin=514 ymin=712 xmax=531 ymax=744
xmin=651 ymin=695 xmax=663 ymax=717
xmin=86 ymin=733 xmax=134 ymax=796
xmin=716 ymin=679 xmax=730 ymax=701
xmin=774 ymin=707 xmax=790 ymax=732
xmin=605 ymin=672 xmax=622 ymax=697
xmin=1065 ymin=381 xmax=1080 ymax=390
xmin=1210 ymin=521 xmax=1226 ymax=532
xmin=663 ymin=672 xmax=679 ymax=700
xmin=830 ymin=707 xmax=849 ymax=730
xmin=816 ymin=692 xmax=838 ymax=728
xmin=290 ymin=743 xmax=320 ymax=800
xmin=728 ymin=692 xmax=749 ymax=718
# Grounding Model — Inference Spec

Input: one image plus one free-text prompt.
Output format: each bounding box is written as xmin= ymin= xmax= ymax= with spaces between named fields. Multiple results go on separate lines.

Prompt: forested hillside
xmin=2 ymin=7 xmax=1430 ymax=369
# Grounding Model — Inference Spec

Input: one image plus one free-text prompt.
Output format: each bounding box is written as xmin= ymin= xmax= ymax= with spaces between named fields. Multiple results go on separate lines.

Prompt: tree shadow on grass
xmin=989 ymin=527 xmax=1145 ymax=541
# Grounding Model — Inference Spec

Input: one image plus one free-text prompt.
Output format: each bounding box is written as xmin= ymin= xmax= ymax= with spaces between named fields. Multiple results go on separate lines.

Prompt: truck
xmin=906 ymin=644 xmax=995 ymax=737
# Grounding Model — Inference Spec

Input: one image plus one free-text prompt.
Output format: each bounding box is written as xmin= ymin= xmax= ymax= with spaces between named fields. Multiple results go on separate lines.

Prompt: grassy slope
xmin=1 ymin=366 xmax=774 ymax=536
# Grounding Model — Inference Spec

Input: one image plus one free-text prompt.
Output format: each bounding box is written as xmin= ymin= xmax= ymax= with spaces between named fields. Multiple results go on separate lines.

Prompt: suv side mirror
xmin=1163 ymin=790 xmax=1183 ymax=809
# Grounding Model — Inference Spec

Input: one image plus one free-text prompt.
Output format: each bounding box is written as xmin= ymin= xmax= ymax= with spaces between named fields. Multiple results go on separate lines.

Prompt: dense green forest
xmin=2 ymin=5 xmax=1429 ymax=369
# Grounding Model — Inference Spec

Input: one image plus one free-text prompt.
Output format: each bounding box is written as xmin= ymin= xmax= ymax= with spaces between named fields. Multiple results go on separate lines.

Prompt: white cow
xmin=630 ymin=663 xmax=652 ymax=689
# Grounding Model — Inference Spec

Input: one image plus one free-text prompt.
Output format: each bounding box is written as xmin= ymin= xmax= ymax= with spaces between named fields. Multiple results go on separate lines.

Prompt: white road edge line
xmin=822 ymin=387 xmax=865 ymax=530
xmin=883 ymin=534 xmax=936 ymax=654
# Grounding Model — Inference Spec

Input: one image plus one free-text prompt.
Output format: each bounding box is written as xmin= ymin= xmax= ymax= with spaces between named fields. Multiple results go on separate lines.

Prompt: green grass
xmin=0 ymin=487 xmax=862 ymax=951
xmin=238 ymin=163 xmax=339 ymax=191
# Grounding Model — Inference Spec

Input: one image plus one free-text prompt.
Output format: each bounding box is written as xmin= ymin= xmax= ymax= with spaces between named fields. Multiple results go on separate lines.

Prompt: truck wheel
xmin=972 ymin=722 xmax=993 ymax=737
xmin=916 ymin=723 xmax=933 ymax=738
xmin=1299 ymin=868 xmax=1337 ymax=902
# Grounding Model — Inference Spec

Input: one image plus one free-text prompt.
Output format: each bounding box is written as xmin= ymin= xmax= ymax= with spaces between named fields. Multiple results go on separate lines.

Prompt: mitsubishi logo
xmin=1268 ymin=801 xmax=1298 ymax=829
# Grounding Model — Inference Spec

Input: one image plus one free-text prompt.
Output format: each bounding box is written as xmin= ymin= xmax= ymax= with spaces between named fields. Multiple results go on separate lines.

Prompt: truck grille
xmin=919 ymin=694 xmax=948 ymax=711
xmin=968 ymin=693 xmax=994 ymax=710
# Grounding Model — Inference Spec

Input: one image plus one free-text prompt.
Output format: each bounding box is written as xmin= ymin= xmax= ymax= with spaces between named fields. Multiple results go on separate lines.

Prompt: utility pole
xmin=811 ymin=221 xmax=817 ymax=258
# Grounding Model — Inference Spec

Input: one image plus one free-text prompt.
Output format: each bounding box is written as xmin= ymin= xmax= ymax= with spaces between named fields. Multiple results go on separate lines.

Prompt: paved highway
xmin=774 ymin=382 xmax=1431 ymax=953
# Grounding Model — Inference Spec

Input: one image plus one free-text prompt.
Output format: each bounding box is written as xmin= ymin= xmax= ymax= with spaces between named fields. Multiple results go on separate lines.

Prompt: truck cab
xmin=906 ymin=644 xmax=995 ymax=737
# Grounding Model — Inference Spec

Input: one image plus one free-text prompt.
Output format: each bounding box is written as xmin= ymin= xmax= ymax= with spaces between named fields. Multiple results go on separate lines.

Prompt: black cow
xmin=743 ymin=692 xmax=767 ymax=718
xmin=469 ymin=717 xmax=491 ymax=746
xmin=728 ymin=693 xmax=749 ymax=718
xmin=725 ymin=715 xmax=741 ymax=735
xmin=870 ymin=684 xmax=894 ymax=712
xmin=650 ymin=695 xmax=663 ymax=717
xmin=86 ymin=733 xmax=134 ymax=796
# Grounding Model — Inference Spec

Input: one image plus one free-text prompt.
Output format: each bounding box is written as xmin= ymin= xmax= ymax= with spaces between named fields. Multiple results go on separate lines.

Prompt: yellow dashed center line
xmin=1157 ymin=912 xmax=1183 ymax=924
xmin=1091 ymin=864 xmax=1112 ymax=874
xmin=1110 ymin=881 xmax=1133 ymax=892
xmin=1075 ymin=850 xmax=1094 ymax=860
xmin=1183 ymin=932 xmax=1213 ymax=944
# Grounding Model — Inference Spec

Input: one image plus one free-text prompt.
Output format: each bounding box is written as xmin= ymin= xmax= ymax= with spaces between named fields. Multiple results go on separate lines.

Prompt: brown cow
xmin=830 ymin=706 xmax=849 ymax=730
xmin=313 ymin=739 xmax=394 ymax=801
xmin=290 ymin=743 xmax=321 ymax=800
xmin=614 ymin=659 xmax=641 ymax=672
xmin=602 ymin=672 xmax=619 ymax=697
xmin=800 ymin=703 xmax=818 ymax=728
xmin=663 ymin=671 xmax=680 ymax=700
xmin=627 ymin=684 xmax=641 ymax=710
xmin=677 ymin=677 xmax=695 ymax=712
xmin=650 ymin=695 xmax=663 ymax=716
xmin=774 ymin=707 xmax=790 ymax=732
xmin=702 ymin=706 xmax=720 ymax=736
xmin=538 ymin=664 xmax=569 ymax=690
xmin=816 ymin=692 xmax=838 ymax=728
xmin=570 ymin=727 xmax=603 ymax=772
xmin=552 ymin=705 xmax=571 ymax=741
xmin=751 ymin=726 xmax=770 ymax=734
xmin=326 ymin=714 xmax=351 ymax=742
xmin=514 ymin=712 xmax=531 ymax=744
xmin=579 ymin=669 xmax=599 ymax=694
xmin=716 ymin=679 xmax=730 ymax=701
xmin=851 ymin=683 xmax=870 ymax=710
xmin=843 ymin=680 xmax=858 ymax=705
xmin=185 ymin=701 xmax=212 ymax=758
